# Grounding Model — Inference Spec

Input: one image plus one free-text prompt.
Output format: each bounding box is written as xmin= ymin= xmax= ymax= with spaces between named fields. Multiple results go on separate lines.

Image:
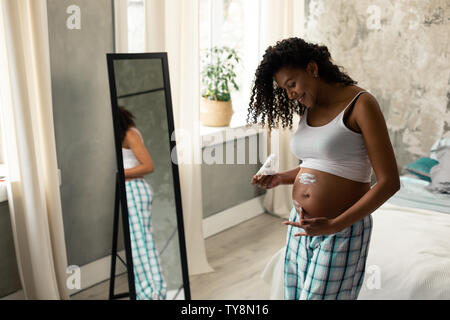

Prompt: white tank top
xmin=290 ymin=91 xmax=373 ymax=183
xmin=122 ymin=127 xmax=144 ymax=169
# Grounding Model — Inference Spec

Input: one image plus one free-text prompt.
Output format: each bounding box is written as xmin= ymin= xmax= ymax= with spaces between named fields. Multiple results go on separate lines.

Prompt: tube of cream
xmin=256 ymin=153 xmax=278 ymax=175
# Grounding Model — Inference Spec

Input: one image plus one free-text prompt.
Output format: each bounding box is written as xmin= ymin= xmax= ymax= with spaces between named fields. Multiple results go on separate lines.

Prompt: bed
xmin=261 ymin=174 xmax=450 ymax=299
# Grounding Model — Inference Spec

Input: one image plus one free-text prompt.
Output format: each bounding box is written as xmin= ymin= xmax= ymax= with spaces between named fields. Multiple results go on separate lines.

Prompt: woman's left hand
xmin=282 ymin=207 xmax=341 ymax=236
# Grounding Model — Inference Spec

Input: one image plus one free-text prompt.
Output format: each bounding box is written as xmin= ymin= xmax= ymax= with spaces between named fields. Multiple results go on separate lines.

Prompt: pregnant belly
xmin=292 ymin=167 xmax=371 ymax=220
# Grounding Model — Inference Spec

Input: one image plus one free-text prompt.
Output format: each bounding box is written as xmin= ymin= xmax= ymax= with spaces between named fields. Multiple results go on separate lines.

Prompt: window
xmin=200 ymin=0 xmax=261 ymax=128
xmin=127 ymin=0 xmax=145 ymax=53
xmin=125 ymin=0 xmax=262 ymax=130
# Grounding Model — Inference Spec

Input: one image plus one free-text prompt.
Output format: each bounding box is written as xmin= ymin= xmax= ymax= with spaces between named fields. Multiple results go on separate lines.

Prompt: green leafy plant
xmin=200 ymin=46 xmax=241 ymax=102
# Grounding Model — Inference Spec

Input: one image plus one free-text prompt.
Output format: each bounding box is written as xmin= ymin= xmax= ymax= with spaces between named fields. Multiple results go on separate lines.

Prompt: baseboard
xmin=2 ymin=282 xmax=185 ymax=300
xmin=2 ymin=250 xmax=188 ymax=300
xmin=203 ymin=194 xmax=266 ymax=239
xmin=68 ymin=250 xmax=129 ymax=296
xmin=1 ymin=250 xmax=127 ymax=300
xmin=167 ymin=288 xmax=185 ymax=300
xmin=1 ymin=289 xmax=25 ymax=300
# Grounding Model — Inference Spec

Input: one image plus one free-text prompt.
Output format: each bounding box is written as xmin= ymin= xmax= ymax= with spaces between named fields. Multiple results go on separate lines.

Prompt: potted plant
xmin=200 ymin=46 xmax=240 ymax=127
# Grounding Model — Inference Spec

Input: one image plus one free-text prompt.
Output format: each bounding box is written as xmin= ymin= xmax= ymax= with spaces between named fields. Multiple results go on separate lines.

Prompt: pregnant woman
xmin=119 ymin=106 xmax=167 ymax=300
xmin=249 ymin=37 xmax=400 ymax=300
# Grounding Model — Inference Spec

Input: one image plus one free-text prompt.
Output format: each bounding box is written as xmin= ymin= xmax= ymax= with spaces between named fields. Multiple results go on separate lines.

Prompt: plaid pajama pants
xmin=284 ymin=204 xmax=373 ymax=300
xmin=125 ymin=178 xmax=167 ymax=300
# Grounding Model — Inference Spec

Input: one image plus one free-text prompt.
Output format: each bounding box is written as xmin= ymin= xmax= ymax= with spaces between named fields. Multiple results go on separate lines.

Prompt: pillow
xmin=425 ymin=146 xmax=450 ymax=194
xmin=405 ymin=157 xmax=439 ymax=182
xmin=429 ymin=137 xmax=450 ymax=160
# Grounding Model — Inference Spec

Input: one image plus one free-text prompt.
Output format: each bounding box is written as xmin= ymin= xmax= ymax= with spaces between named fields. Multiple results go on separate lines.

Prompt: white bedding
xmin=388 ymin=175 xmax=450 ymax=213
xmin=261 ymin=201 xmax=450 ymax=299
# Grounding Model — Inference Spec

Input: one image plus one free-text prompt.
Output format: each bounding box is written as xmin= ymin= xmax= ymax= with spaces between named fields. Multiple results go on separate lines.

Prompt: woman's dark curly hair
xmin=118 ymin=106 xmax=136 ymax=143
xmin=247 ymin=37 xmax=357 ymax=132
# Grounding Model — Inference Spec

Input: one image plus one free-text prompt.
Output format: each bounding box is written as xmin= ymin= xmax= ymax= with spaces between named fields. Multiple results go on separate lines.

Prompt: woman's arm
xmin=124 ymin=130 xmax=154 ymax=179
xmin=332 ymin=93 xmax=400 ymax=231
xmin=278 ymin=166 xmax=301 ymax=185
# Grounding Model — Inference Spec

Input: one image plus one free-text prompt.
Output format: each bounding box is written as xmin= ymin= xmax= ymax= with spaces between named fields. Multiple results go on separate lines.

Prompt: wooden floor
xmin=71 ymin=212 xmax=286 ymax=300
xmin=190 ymin=212 xmax=286 ymax=300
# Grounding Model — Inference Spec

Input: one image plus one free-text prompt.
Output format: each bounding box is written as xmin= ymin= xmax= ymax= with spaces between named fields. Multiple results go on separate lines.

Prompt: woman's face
xmin=273 ymin=63 xmax=318 ymax=108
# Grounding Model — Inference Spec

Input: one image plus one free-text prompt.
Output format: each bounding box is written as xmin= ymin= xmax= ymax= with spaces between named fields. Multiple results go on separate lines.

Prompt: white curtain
xmin=259 ymin=0 xmax=306 ymax=219
xmin=144 ymin=0 xmax=213 ymax=275
xmin=0 ymin=0 xmax=69 ymax=299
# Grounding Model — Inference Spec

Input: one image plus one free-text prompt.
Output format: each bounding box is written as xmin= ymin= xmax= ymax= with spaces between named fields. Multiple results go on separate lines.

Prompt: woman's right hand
xmin=251 ymin=173 xmax=282 ymax=189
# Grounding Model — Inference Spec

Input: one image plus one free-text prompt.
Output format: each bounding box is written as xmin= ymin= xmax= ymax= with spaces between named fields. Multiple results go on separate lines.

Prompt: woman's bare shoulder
xmin=350 ymin=85 xmax=374 ymax=97
xmin=129 ymin=127 xmax=144 ymax=140
xmin=343 ymin=84 xmax=368 ymax=95
xmin=343 ymin=85 xmax=378 ymax=106
xmin=124 ymin=128 xmax=143 ymax=145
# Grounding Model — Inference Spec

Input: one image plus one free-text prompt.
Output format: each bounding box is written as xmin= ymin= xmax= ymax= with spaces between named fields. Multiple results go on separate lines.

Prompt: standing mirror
xmin=106 ymin=52 xmax=190 ymax=300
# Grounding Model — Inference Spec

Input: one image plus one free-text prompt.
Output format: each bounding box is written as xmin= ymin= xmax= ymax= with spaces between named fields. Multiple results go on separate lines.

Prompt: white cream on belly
xmin=299 ymin=172 xmax=316 ymax=184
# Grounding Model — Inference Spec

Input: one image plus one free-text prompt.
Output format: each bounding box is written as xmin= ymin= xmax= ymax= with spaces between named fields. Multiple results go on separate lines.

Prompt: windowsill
xmin=200 ymin=110 xmax=266 ymax=148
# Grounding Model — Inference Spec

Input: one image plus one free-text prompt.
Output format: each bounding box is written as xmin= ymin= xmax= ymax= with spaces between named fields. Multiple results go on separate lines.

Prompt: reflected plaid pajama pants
xmin=284 ymin=204 xmax=373 ymax=300
xmin=125 ymin=178 xmax=167 ymax=300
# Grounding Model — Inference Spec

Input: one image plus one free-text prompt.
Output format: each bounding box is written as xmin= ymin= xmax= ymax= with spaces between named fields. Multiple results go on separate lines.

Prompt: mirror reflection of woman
xmin=118 ymin=106 xmax=167 ymax=300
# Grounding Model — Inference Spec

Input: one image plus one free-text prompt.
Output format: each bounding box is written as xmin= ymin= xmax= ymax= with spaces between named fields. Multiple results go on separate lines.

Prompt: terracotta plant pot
xmin=200 ymin=96 xmax=234 ymax=127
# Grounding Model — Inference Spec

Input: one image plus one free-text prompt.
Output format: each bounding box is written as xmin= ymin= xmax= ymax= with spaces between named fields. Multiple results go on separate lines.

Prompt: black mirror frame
xmin=106 ymin=52 xmax=191 ymax=300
